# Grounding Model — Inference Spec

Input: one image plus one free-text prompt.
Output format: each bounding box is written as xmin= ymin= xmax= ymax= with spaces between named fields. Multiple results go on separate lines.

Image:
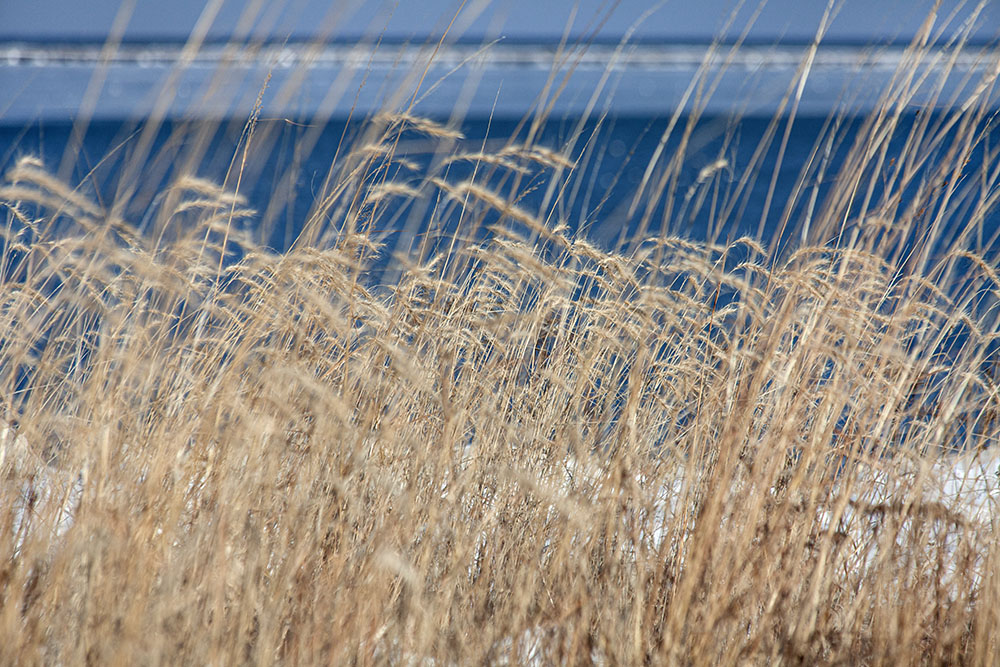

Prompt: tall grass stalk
xmin=1 ymin=2 xmax=1000 ymax=663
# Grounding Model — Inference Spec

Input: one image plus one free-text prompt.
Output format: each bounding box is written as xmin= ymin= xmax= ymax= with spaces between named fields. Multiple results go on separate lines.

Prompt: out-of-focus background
xmin=2 ymin=0 xmax=997 ymax=120
xmin=0 ymin=0 xmax=997 ymax=249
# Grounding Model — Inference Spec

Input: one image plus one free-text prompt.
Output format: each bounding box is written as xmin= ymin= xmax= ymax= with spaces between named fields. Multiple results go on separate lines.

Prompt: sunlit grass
xmin=1 ymin=2 xmax=1000 ymax=663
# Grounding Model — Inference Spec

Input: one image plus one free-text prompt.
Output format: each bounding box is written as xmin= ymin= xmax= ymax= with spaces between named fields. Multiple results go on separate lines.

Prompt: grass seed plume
xmin=2 ymin=1 xmax=1000 ymax=664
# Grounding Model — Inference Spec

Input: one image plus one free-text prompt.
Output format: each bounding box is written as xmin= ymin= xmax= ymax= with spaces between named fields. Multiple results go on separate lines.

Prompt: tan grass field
xmin=2 ymin=2 xmax=1000 ymax=664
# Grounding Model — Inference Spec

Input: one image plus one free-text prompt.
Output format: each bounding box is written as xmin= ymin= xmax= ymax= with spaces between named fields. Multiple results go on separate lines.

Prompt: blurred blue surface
xmin=0 ymin=1 xmax=997 ymax=255
xmin=1 ymin=1 xmax=997 ymax=123
xmin=2 ymin=0 xmax=997 ymax=45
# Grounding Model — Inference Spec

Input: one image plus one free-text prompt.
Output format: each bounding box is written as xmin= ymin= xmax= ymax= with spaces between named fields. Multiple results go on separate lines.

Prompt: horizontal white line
xmin=2 ymin=42 xmax=997 ymax=70
xmin=1 ymin=43 xmax=997 ymax=122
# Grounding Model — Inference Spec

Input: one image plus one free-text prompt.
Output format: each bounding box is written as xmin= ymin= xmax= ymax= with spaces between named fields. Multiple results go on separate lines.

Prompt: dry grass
xmin=2 ymin=3 xmax=1000 ymax=664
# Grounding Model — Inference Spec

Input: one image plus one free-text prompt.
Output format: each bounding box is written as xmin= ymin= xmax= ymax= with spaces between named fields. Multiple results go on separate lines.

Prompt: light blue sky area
xmin=1 ymin=0 xmax=996 ymax=45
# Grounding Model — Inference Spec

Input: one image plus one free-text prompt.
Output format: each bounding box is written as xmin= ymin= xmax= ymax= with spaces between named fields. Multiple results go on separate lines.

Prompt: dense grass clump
xmin=2 ymin=4 xmax=1000 ymax=664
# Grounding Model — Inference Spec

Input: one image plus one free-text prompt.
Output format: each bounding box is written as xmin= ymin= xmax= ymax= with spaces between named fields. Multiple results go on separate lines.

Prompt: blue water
xmin=3 ymin=112 xmax=999 ymax=456
xmin=2 ymin=112 xmax=997 ymax=260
